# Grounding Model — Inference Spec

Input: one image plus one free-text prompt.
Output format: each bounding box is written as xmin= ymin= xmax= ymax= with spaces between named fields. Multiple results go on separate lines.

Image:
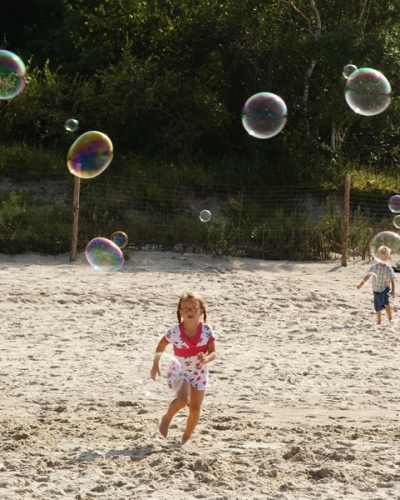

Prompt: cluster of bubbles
xmin=240 ymin=64 xmax=391 ymax=142
xmin=64 ymin=125 xmax=120 ymax=273
xmin=0 ymin=50 xmax=27 ymax=100
xmin=84 ymin=232 xmax=128 ymax=273
xmin=203 ymin=63 xmax=392 ymax=240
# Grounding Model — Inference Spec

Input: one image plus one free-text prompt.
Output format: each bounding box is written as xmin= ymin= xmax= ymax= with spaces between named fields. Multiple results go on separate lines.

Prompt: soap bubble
xmin=0 ymin=50 xmax=26 ymax=100
xmin=342 ymin=64 xmax=358 ymax=79
xmin=67 ymin=131 xmax=113 ymax=179
xmin=135 ymin=352 xmax=183 ymax=400
xmin=369 ymin=231 xmax=400 ymax=263
xmin=111 ymin=231 xmax=128 ymax=249
xmin=64 ymin=118 xmax=79 ymax=132
xmin=85 ymin=237 xmax=124 ymax=273
xmin=199 ymin=210 xmax=212 ymax=222
xmin=345 ymin=67 xmax=391 ymax=116
xmin=242 ymin=92 xmax=287 ymax=139
xmin=393 ymin=216 xmax=400 ymax=229
xmin=388 ymin=194 xmax=400 ymax=214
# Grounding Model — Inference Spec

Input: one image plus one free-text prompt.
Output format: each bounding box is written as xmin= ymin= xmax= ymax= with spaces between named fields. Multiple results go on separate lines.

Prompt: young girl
xmin=150 ymin=292 xmax=216 ymax=445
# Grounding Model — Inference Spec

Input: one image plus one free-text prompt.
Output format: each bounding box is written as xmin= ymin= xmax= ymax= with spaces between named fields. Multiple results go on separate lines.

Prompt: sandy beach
xmin=1 ymin=250 xmax=399 ymax=499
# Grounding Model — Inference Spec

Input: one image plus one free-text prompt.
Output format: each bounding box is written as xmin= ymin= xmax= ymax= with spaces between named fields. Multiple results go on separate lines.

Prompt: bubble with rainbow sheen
xmin=369 ymin=231 xmax=400 ymax=263
xmin=393 ymin=215 xmax=400 ymax=229
xmin=111 ymin=230 xmax=128 ymax=249
xmin=135 ymin=352 xmax=183 ymax=400
xmin=0 ymin=50 xmax=26 ymax=100
xmin=388 ymin=194 xmax=400 ymax=214
xmin=67 ymin=131 xmax=113 ymax=179
xmin=199 ymin=209 xmax=212 ymax=222
xmin=85 ymin=237 xmax=124 ymax=273
xmin=345 ymin=67 xmax=391 ymax=116
xmin=342 ymin=64 xmax=357 ymax=79
xmin=64 ymin=118 xmax=79 ymax=132
xmin=242 ymin=92 xmax=287 ymax=139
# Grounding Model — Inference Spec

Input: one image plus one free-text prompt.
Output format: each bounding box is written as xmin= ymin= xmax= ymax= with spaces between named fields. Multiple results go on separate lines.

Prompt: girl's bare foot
xmin=159 ymin=416 xmax=171 ymax=438
xmin=180 ymin=434 xmax=191 ymax=445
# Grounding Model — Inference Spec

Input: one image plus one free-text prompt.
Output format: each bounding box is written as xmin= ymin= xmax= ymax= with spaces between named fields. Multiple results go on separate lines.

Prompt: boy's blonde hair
xmin=177 ymin=292 xmax=207 ymax=323
xmin=378 ymin=245 xmax=391 ymax=260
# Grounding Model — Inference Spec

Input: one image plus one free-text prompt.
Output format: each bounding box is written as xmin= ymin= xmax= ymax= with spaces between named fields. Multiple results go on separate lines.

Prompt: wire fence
xmin=0 ymin=173 xmax=397 ymax=260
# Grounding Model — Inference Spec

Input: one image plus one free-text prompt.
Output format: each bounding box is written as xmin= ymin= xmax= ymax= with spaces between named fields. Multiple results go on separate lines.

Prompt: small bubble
xmin=64 ymin=118 xmax=79 ymax=132
xmin=342 ymin=64 xmax=358 ymax=79
xmin=199 ymin=210 xmax=212 ymax=223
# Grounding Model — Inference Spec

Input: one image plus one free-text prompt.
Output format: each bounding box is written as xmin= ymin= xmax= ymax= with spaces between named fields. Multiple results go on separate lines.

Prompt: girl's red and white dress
xmin=164 ymin=322 xmax=216 ymax=390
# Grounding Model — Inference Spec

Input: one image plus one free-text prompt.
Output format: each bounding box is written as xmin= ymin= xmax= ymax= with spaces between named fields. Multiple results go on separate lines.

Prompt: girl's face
xmin=179 ymin=299 xmax=203 ymax=322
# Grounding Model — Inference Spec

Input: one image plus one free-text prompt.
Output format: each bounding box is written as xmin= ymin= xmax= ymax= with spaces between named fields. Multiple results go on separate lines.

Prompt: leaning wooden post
xmin=341 ymin=174 xmax=351 ymax=267
xmin=70 ymin=176 xmax=81 ymax=261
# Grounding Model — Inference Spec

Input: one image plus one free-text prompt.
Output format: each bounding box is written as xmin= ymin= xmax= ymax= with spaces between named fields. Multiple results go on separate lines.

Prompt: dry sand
xmin=1 ymin=251 xmax=400 ymax=499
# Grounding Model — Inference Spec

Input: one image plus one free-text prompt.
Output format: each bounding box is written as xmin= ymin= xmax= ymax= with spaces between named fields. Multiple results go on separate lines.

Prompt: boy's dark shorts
xmin=373 ymin=287 xmax=390 ymax=312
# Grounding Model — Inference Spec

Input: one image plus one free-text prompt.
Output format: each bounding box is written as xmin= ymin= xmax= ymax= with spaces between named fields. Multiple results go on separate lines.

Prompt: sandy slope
xmin=0 ymin=251 xmax=399 ymax=499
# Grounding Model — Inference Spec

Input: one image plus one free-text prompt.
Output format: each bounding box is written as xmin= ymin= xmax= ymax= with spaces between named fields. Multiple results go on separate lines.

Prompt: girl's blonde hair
xmin=177 ymin=292 xmax=207 ymax=323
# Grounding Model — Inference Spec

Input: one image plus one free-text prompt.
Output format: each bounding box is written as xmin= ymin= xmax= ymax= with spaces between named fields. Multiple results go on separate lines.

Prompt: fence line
xmin=0 ymin=173 xmax=397 ymax=260
xmin=69 ymin=174 xmax=396 ymax=261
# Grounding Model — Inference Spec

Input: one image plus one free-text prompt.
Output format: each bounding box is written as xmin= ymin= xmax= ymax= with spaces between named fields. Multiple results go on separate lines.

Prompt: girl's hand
xmin=197 ymin=352 xmax=207 ymax=365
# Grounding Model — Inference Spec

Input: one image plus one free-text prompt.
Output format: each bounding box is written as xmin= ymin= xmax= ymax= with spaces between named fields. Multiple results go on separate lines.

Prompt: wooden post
xmin=70 ymin=176 xmax=81 ymax=261
xmin=341 ymin=174 xmax=351 ymax=267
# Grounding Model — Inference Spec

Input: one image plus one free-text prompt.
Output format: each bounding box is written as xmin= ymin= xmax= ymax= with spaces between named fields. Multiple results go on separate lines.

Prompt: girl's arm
xmin=150 ymin=338 xmax=169 ymax=380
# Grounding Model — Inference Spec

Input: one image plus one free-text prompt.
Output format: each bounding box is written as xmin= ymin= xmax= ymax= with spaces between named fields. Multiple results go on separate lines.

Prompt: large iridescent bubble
xmin=85 ymin=237 xmax=124 ymax=273
xmin=369 ymin=231 xmax=400 ymax=263
xmin=67 ymin=131 xmax=113 ymax=179
xmin=0 ymin=50 xmax=26 ymax=100
xmin=242 ymin=92 xmax=287 ymax=139
xmin=345 ymin=68 xmax=391 ymax=116
xmin=388 ymin=194 xmax=400 ymax=214
xmin=135 ymin=352 xmax=183 ymax=400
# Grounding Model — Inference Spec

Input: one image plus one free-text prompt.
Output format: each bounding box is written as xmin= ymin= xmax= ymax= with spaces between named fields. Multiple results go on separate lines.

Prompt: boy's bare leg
xmin=376 ymin=310 xmax=382 ymax=324
xmin=384 ymin=305 xmax=393 ymax=322
xmin=181 ymin=387 xmax=205 ymax=445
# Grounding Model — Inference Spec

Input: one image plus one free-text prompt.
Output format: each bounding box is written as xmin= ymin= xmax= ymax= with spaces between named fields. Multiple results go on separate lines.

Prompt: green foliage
xmin=0 ymin=143 xmax=66 ymax=178
xmin=0 ymin=189 xmax=72 ymax=254
xmin=2 ymin=0 xmax=400 ymax=181
xmin=1 ymin=0 xmax=400 ymax=256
